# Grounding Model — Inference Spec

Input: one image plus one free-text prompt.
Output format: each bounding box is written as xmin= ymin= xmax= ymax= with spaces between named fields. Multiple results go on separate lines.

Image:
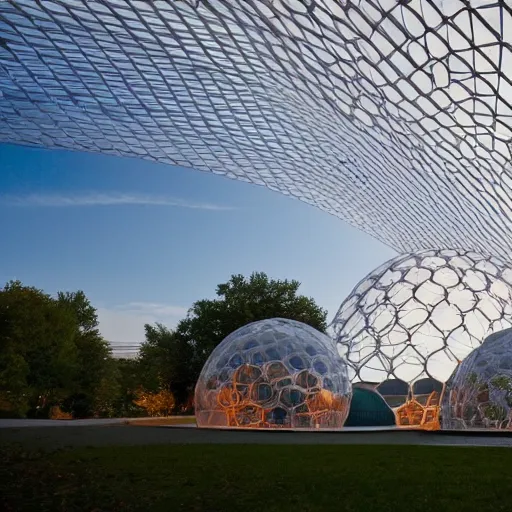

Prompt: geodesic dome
xmin=330 ymin=249 xmax=512 ymax=386
xmin=442 ymin=327 xmax=512 ymax=430
xmin=2 ymin=1 xmax=512 ymax=258
xmin=194 ymin=318 xmax=352 ymax=429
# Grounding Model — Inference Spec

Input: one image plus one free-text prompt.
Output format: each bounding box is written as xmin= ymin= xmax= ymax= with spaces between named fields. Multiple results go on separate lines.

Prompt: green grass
xmin=1 ymin=444 xmax=511 ymax=512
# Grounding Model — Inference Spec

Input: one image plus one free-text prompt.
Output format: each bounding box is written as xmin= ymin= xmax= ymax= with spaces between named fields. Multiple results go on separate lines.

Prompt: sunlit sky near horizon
xmin=0 ymin=142 xmax=396 ymax=352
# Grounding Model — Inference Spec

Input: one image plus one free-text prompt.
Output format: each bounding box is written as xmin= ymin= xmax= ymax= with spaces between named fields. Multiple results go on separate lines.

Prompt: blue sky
xmin=0 ymin=143 xmax=396 ymax=350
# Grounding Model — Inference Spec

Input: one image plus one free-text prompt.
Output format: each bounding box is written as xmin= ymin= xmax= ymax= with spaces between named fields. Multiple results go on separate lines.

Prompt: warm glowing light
xmin=195 ymin=318 xmax=352 ymax=429
xmin=395 ymin=391 xmax=442 ymax=430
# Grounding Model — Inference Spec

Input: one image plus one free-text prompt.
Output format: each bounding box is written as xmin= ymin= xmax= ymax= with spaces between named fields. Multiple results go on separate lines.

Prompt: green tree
xmin=111 ymin=357 xmax=146 ymax=417
xmin=138 ymin=324 xmax=194 ymax=406
xmin=0 ymin=281 xmax=78 ymax=417
xmin=139 ymin=272 xmax=327 ymax=409
xmin=0 ymin=282 xmax=122 ymax=418
xmin=179 ymin=272 xmax=327 ymax=373
xmin=57 ymin=291 xmax=99 ymax=333
xmin=57 ymin=291 xmax=119 ymax=417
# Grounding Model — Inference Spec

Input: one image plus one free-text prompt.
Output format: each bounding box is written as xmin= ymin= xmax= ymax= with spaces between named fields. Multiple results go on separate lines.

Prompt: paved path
xmin=0 ymin=417 xmax=192 ymax=428
xmin=2 ymin=424 xmax=512 ymax=450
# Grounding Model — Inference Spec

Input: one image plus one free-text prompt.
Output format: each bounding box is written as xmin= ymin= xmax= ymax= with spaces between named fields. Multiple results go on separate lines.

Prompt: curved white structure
xmin=1 ymin=2 xmax=512 ymax=257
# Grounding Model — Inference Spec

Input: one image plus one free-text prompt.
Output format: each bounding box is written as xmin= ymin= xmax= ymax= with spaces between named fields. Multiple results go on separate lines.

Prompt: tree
xmin=57 ymin=291 xmax=99 ymax=333
xmin=0 ymin=281 xmax=78 ymax=417
xmin=0 ymin=283 xmax=120 ymax=418
xmin=138 ymin=323 xmax=195 ymax=406
xmin=57 ymin=291 xmax=119 ymax=417
xmin=179 ymin=272 xmax=327 ymax=373
xmin=139 ymin=272 xmax=327 ymax=409
xmin=133 ymin=388 xmax=175 ymax=417
xmin=110 ymin=358 xmax=147 ymax=417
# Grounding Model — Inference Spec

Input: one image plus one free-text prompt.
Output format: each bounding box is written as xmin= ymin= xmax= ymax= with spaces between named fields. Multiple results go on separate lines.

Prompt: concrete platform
xmin=165 ymin=423 xmax=399 ymax=432
xmin=0 ymin=416 xmax=192 ymax=428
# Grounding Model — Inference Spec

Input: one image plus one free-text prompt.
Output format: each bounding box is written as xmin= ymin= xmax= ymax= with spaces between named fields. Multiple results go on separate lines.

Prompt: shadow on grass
xmin=1 ymin=444 xmax=511 ymax=511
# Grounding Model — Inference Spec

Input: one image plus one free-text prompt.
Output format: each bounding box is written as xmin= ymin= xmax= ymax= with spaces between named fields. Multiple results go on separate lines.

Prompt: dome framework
xmin=194 ymin=318 xmax=352 ymax=430
xmin=330 ymin=249 xmax=512 ymax=385
xmin=330 ymin=248 xmax=512 ymax=428
xmin=442 ymin=328 xmax=512 ymax=430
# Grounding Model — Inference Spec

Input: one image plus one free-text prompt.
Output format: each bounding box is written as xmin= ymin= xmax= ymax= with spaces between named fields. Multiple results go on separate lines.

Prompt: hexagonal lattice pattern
xmin=195 ymin=318 xmax=352 ymax=429
xmin=360 ymin=377 xmax=443 ymax=429
xmin=442 ymin=328 xmax=512 ymax=430
xmin=1 ymin=2 xmax=512 ymax=257
xmin=330 ymin=249 xmax=512 ymax=386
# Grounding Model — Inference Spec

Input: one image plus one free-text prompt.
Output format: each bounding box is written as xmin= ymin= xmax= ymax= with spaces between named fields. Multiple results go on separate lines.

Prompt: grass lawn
xmin=1 ymin=443 xmax=511 ymax=512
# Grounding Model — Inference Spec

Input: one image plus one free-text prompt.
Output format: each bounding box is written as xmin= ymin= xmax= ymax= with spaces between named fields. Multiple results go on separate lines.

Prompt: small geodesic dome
xmin=330 ymin=249 xmax=512 ymax=386
xmin=442 ymin=328 xmax=512 ymax=430
xmin=194 ymin=318 xmax=352 ymax=430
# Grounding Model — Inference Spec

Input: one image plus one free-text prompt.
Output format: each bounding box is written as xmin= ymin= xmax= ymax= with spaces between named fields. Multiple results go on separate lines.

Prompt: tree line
xmin=0 ymin=272 xmax=327 ymax=418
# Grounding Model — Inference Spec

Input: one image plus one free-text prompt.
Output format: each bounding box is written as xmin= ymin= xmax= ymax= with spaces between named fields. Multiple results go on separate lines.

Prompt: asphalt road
xmin=2 ymin=424 xmax=512 ymax=450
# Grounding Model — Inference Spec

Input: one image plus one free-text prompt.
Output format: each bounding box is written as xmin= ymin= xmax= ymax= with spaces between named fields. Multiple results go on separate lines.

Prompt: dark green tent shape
xmin=345 ymin=387 xmax=396 ymax=427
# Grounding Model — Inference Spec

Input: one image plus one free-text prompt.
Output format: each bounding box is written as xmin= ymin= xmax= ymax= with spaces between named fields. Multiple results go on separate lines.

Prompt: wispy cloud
xmin=97 ymin=301 xmax=189 ymax=345
xmin=115 ymin=302 xmax=189 ymax=318
xmin=0 ymin=192 xmax=235 ymax=211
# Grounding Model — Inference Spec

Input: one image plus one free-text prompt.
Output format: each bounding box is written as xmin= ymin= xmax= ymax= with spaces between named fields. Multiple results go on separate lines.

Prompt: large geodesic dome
xmin=442 ymin=328 xmax=512 ymax=430
xmin=194 ymin=318 xmax=352 ymax=430
xmin=330 ymin=249 xmax=512 ymax=386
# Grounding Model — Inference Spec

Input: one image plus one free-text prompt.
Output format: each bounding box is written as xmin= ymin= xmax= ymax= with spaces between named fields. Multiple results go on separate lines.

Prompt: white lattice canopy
xmin=1 ymin=1 xmax=512 ymax=256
